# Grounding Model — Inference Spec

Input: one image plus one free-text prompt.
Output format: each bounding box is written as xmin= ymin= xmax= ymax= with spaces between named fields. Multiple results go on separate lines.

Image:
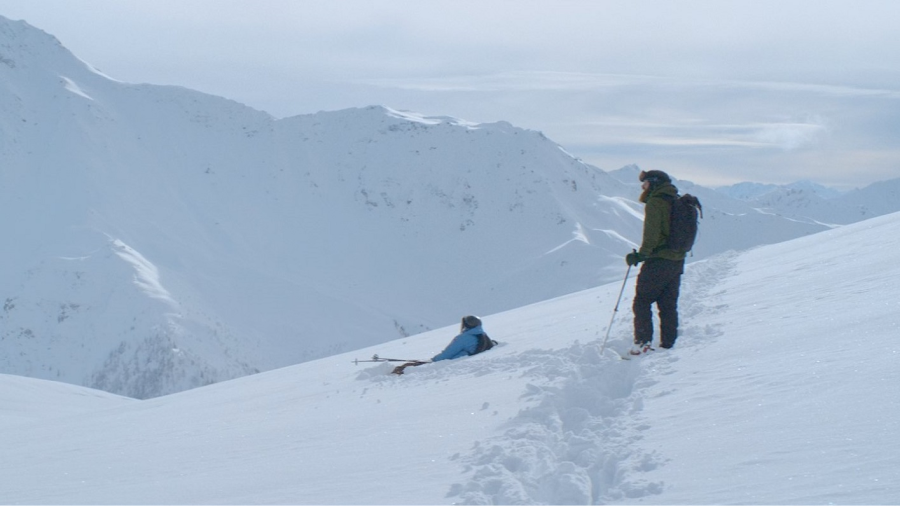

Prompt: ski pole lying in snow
xmin=599 ymin=263 xmax=633 ymax=355
xmin=352 ymin=354 xmax=425 ymax=365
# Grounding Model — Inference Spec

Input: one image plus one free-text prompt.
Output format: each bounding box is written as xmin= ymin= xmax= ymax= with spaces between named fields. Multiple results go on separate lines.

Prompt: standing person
xmin=625 ymin=170 xmax=686 ymax=355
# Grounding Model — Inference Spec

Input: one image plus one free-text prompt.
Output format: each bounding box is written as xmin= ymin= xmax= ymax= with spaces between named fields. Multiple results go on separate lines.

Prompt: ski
xmin=391 ymin=361 xmax=428 ymax=375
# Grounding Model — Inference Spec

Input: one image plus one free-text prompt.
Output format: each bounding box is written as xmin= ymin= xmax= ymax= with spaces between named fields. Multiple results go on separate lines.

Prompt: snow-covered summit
xmin=1 ymin=16 xmax=69 ymax=67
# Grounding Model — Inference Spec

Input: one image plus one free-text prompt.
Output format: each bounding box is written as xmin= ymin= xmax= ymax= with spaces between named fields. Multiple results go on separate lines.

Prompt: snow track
xmin=447 ymin=343 xmax=661 ymax=504
xmin=444 ymin=253 xmax=739 ymax=504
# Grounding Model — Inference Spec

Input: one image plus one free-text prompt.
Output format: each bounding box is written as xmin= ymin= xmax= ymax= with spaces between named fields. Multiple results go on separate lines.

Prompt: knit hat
xmin=460 ymin=315 xmax=482 ymax=331
xmin=639 ymin=170 xmax=671 ymax=185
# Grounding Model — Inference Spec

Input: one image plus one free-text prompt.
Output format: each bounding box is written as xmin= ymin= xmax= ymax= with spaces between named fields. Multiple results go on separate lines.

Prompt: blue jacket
xmin=431 ymin=325 xmax=484 ymax=362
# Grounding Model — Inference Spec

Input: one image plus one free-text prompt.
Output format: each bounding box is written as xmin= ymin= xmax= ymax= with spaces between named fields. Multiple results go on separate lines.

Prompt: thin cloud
xmin=360 ymin=70 xmax=900 ymax=99
xmin=359 ymin=71 xmax=665 ymax=92
xmin=571 ymin=118 xmax=827 ymax=151
xmin=750 ymin=122 xmax=828 ymax=151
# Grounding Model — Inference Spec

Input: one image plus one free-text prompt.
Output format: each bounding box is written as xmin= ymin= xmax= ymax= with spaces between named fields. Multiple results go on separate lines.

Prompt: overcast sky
xmin=2 ymin=0 xmax=899 ymax=189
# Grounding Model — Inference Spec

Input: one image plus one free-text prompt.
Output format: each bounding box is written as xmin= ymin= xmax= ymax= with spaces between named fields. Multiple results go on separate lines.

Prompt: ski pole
xmin=353 ymin=354 xmax=426 ymax=365
xmin=599 ymin=263 xmax=633 ymax=354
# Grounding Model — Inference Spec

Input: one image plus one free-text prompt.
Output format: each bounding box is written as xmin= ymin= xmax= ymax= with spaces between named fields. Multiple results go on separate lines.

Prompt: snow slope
xmin=0 ymin=373 xmax=134 ymax=430
xmin=2 ymin=211 xmax=898 ymax=504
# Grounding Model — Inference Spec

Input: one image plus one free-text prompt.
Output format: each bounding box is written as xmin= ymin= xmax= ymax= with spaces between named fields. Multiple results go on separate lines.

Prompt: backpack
xmin=473 ymin=333 xmax=497 ymax=355
xmin=663 ymin=194 xmax=703 ymax=253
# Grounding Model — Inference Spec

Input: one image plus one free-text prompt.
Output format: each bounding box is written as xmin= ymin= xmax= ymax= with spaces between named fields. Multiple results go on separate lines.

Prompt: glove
xmin=625 ymin=251 xmax=645 ymax=266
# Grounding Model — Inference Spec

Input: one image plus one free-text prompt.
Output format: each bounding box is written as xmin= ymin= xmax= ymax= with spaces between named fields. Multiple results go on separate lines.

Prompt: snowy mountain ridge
xmin=715 ymin=179 xmax=844 ymax=200
xmin=2 ymin=15 xmax=900 ymax=399
xmin=715 ymin=178 xmax=900 ymax=226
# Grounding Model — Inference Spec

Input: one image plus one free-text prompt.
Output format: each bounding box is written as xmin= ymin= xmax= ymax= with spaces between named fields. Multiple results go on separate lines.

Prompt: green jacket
xmin=639 ymin=182 xmax=686 ymax=261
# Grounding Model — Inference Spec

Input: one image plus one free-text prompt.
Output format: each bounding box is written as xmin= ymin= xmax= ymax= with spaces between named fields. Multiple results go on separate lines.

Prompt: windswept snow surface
xmin=2 ymin=213 xmax=899 ymax=504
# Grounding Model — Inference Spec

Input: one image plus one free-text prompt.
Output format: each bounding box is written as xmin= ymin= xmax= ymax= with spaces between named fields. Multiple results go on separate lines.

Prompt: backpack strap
xmin=683 ymin=194 xmax=703 ymax=218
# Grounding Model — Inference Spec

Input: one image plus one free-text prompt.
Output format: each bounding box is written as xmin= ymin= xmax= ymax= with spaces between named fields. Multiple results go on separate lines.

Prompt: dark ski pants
xmin=633 ymin=258 xmax=685 ymax=348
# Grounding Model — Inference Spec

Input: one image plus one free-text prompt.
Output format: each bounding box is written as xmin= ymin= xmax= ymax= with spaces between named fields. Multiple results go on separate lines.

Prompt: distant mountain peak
xmin=1 ymin=16 xmax=63 ymax=61
xmin=0 ymin=14 xmax=103 ymax=78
